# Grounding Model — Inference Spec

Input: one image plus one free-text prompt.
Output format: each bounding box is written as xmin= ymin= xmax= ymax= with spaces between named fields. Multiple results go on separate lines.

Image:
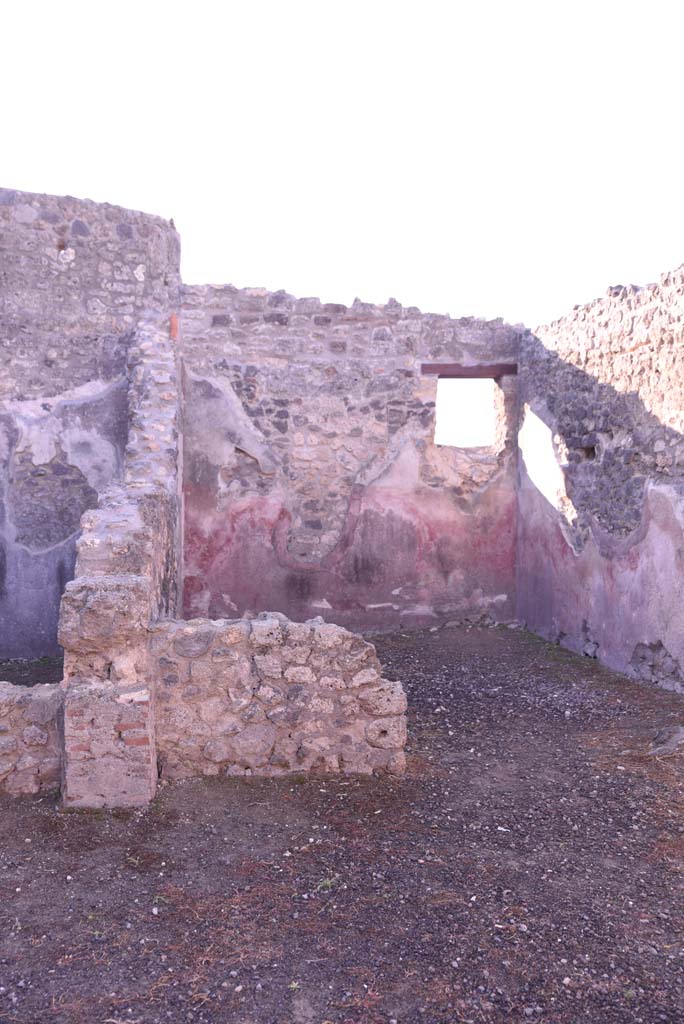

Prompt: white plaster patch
xmin=115 ymin=688 xmax=150 ymax=705
xmin=62 ymin=427 xmax=118 ymax=491
xmin=13 ymin=416 xmax=61 ymax=464
xmin=7 ymin=401 xmax=118 ymax=492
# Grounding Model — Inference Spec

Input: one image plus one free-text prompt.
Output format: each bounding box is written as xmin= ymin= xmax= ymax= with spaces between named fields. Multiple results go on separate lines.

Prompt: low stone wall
xmin=2 ymin=608 xmax=406 ymax=802
xmin=151 ymin=614 xmax=407 ymax=779
xmin=0 ymin=683 xmax=63 ymax=796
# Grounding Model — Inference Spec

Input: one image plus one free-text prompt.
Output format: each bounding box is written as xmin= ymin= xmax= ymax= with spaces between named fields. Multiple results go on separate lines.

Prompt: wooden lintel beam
xmin=420 ymin=362 xmax=518 ymax=378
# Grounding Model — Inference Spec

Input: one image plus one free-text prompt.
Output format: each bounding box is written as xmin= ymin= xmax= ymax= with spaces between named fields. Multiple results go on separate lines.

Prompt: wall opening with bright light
xmin=433 ymin=377 xmax=499 ymax=448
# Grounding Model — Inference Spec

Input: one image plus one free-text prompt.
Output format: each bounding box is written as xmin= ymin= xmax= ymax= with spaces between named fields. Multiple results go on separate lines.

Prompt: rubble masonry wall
xmin=0 ymin=682 xmax=63 ymax=796
xmin=152 ymin=614 xmax=407 ymax=780
xmin=4 ymin=185 xmax=683 ymax=805
xmin=0 ymin=188 xmax=180 ymax=657
xmin=57 ymin=312 xmax=183 ymax=807
xmin=181 ymin=285 xmax=522 ymax=631
xmin=517 ymin=268 xmax=684 ymax=689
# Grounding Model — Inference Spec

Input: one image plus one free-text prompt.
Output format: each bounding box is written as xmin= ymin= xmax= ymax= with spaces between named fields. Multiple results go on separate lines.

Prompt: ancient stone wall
xmin=0 ymin=682 xmax=63 ymax=796
xmin=181 ymin=285 xmax=522 ymax=630
xmin=0 ymin=188 xmax=180 ymax=657
xmin=517 ymin=267 xmax=684 ymax=688
xmin=152 ymin=613 xmax=407 ymax=780
xmin=58 ymin=312 xmax=182 ymax=807
xmin=5 ymin=184 xmax=683 ymax=807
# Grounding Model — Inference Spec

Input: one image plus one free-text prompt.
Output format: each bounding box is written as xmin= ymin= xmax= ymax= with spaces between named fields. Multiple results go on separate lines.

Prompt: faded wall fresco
xmin=181 ymin=286 xmax=522 ymax=631
xmin=517 ymin=269 xmax=684 ymax=689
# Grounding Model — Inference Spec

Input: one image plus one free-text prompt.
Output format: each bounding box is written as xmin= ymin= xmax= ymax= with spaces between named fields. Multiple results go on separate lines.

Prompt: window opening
xmin=433 ymin=377 xmax=498 ymax=448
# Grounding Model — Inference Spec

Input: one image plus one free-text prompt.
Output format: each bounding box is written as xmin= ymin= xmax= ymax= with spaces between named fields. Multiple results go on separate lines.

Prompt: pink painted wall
xmin=517 ymin=476 xmax=684 ymax=686
xmin=180 ymin=286 xmax=522 ymax=631
xmin=184 ymin=444 xmax=517 ymax=631
xmin=517 ymin=270 xmax=684 ymax=689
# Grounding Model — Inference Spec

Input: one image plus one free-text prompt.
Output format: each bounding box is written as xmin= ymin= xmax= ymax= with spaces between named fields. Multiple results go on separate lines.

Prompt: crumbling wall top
xmin=0 ymin=188 xmax=180 ymax=400
xmin=181 ymin=283 xmax=523 ymax=368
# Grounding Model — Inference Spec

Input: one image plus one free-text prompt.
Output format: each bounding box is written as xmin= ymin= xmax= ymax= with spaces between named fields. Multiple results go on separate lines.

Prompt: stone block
xmin=365 ymin=716 xmax=408 ymax=749
xmin=0 ymin=735 xmax=18 ymax=755
xmin=351 ymin=668 xmax=381 ymax=688
xmin=214 ymin=620 xmax=251 ymax=647
xmin=250 ymin=617 xmax=284 ymax=647
xmin=22 ymin=685 xmax=64 ymax=725
xmin=358 ymin=680 xmax=407 ymax=716
xmin=254 ymin=653 xmax=282 ymax=678
xmin=58 ymin=575 xmax=151 ymax=654
xmin=204 ymin=723 xmax=277 ymax=768
xmin=22 ymin=726 xmax=49 ymax=746
xmin=172 ymin=621 xmax=216 ymax=658
xmin=284 ymin=665 xmax=316 ymax=684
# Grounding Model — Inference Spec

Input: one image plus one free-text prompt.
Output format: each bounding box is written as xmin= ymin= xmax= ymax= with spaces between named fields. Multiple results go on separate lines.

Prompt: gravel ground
xmin=1 ymin=625 xmax=684 ymax=1024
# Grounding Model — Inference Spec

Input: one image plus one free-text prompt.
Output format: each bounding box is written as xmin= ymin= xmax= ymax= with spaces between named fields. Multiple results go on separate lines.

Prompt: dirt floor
xmin=2 ymin=626 xmax=684 ymax=1024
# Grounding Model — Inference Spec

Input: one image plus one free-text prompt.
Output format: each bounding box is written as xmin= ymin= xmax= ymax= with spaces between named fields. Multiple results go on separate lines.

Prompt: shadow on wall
xmin=518 ymin=323 xmax=684 ymax=691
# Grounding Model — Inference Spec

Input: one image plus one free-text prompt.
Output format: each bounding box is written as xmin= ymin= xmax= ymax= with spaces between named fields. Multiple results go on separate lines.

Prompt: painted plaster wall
xmin=0 ymin=188 xmax=180 ymax=656
xmin=181 ymin=286 xmax=522 ymax=631
xmin=518 ymin=268 xmax=684 ymax=688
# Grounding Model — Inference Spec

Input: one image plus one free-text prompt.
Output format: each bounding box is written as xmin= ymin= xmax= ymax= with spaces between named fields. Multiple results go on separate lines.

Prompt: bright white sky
xmin=3 ymin=0 xmax=683 ymax=327
xmin=435 ymin=379 xmax=497 ymax=448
